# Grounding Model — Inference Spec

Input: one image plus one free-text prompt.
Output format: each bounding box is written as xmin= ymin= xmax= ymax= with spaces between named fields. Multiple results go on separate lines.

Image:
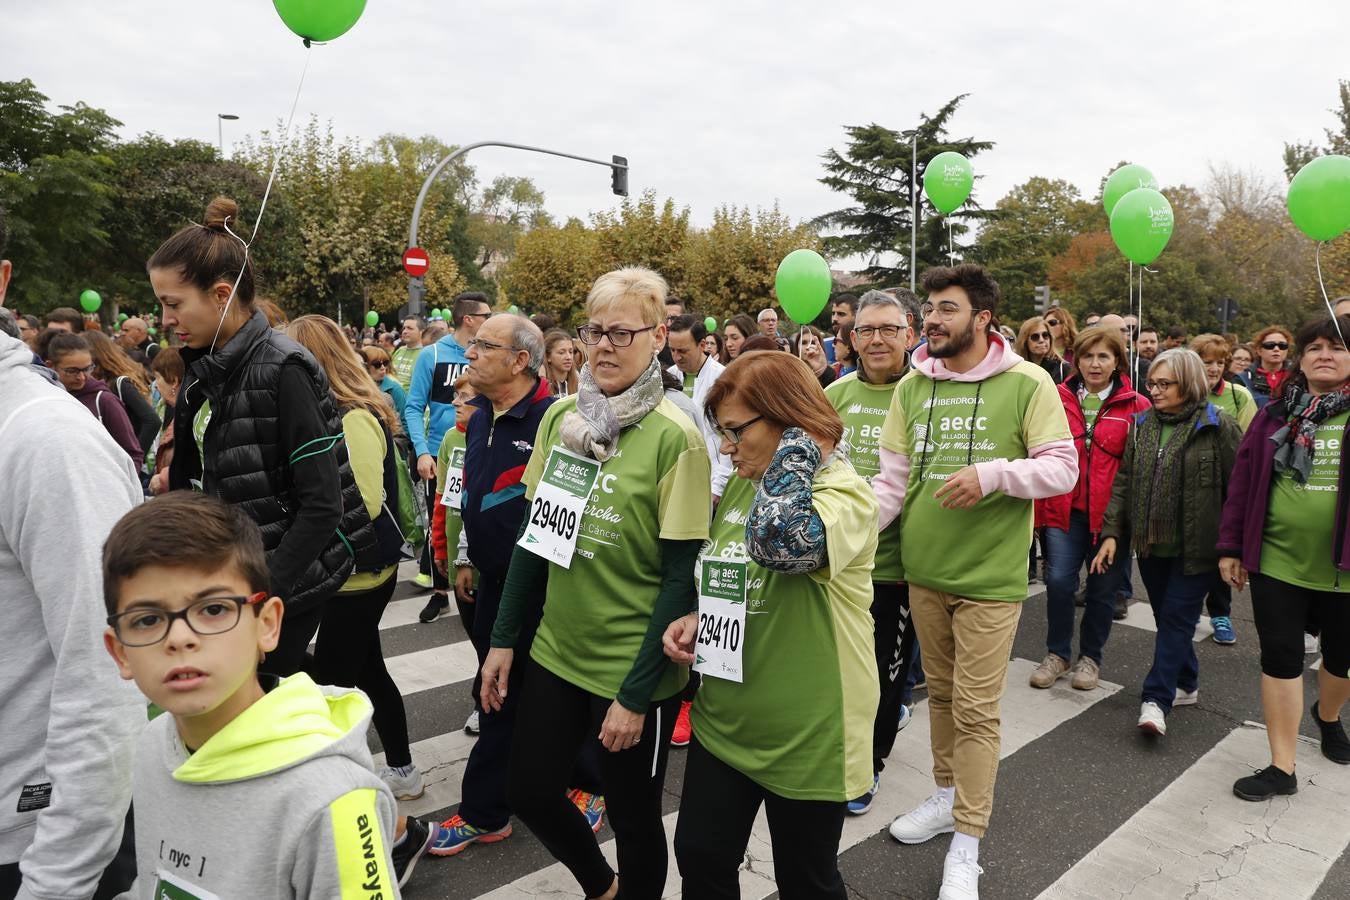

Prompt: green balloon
xmin=1287 ymin=154 xmax=1350 ymax=242
xmin=431 ymin=308 xmax=444 ymax=320
xmin=272 ymin=0 xmax=366 ymax=42
xmin=148 ymin=327 xmax=157 ymax=337
xmin=704 ymin=316 xmax=717 ymax=333
xmin=365 ymin=310 xmax=379 ymax=327
xmin=1103 ymin=164 xmax=1159 ymax=217
xmin=79 ymin=289 xmax=102 ymax=313
xmin=922 ymin=152 xmax=974 ymax=215
xmin=508 ymin=304 xmax=520 ymax=314
xmin=774 ymin=249 xmax=832 ymax=325
xmin=1109 ymin=188 xmax=1174 ymax=265
xmin=118 ymin=312 xmax=129 ymax=321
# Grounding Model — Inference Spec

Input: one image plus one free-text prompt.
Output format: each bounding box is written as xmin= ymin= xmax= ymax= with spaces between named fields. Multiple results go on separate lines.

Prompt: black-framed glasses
xmin=467 ymin=337 xmax=522 ymax=354
xmin=107 ymin=593 xmax=267 ymax=647
xmin=1145 ymin=379 xmax=1179 ymax=392
xmin=368 ymin=360 xmax=388 ymax=370
xmin=921 ymin=302 xmax=965 ymax=321
xmin=464 ymin=308 xmax=493 ymax=320
xmin=60 ymin=364 xmax=97 ymax=377
xmin=1045 ymin=318 xmax=1061 ymax=327
xmin=852 ymin=324 xmax=905 ymax=341
xmin=710 ymin=415 xmax=763 ymax=446
xmin=1261 ymin=341 xmax=1289 ymax=350
xmin=576 ymin=324 xmax=658 ymax=347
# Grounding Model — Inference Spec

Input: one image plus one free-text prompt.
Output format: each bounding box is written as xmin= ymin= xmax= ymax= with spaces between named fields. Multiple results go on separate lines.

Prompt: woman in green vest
xmin=481 ymin=267 xmax=711 ymax=900
xmin=663 ymin=349 xmax=879 ymax=900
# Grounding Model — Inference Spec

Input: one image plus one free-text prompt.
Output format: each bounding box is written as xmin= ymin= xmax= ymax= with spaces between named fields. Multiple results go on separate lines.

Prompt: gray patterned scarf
xmin=559 ymin=356 xmax=665 ymax=461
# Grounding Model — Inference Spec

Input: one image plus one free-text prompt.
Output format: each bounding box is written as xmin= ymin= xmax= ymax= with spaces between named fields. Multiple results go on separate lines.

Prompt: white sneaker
xmin=1138 ymin=701 xmax=1167 ymax=736
xmin=464 ymin=709 xmax=480 ymax=735
xmin=1306 ymin=633 xmax=1320 ymax=654
xmin=888 ymin=790 xmax=955 ymax=844
xmin=1174 ymin=688 xmax=1199 ymax=707
xmin=939 ymin=848 xmax=983 ymax=900
xmin=379 ymin=764 xmax=425 ymax=800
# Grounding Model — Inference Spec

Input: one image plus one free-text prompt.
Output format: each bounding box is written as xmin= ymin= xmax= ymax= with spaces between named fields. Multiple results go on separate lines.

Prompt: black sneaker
xmin=1313 ymin=700 xmax=1350 ymax=764
xmin=393 ymin=816 xmax=437 ymax=888
xmin=1113 ymin=592 xmax=1129 ymax=621
xmin=419 ymin=593 xmax=449 ymax=623
xmin=1233 ymin=764 xmax=1297 ymax=801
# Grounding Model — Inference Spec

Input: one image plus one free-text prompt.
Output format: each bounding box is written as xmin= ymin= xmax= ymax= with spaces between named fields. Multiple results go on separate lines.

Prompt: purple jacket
xmin=1217 ymin=401 xmax=1350 ymax=573
xmin=72 ymin=376 xmax=144 ymax=471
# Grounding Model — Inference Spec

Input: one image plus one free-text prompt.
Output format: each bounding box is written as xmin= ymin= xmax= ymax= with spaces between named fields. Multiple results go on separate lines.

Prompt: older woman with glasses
xmin=1219 ymin=316 xmax=1350 ymax=801
xmin=1093 ymin=348 xmax=1242 ymax=737
xmin=481 ymin=267 xmax=711 ymax=900
xmin=361 ymin=346 xmax=406 ymax=417
xmin=664 ymin=349 xmax=878 ymax=900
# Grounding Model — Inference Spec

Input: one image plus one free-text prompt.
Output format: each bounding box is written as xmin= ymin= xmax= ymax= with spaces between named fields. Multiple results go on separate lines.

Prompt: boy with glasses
xmin=101 ymin=493 xmax=423 ymax=898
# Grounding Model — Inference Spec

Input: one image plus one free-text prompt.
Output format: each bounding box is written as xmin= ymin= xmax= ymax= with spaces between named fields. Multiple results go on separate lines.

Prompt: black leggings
xmin=674 ymin=738 xmax=848 ymax=900
xmin=259 ymin=601 xmax=325 ymax=678
xmin=871 ymin=581 xmax=916 ymax=775
xmin=508 ymin=659 xmax=681 ymax=899
xmin=1251 ymin=572 xmax=1350 ymax=680
xmin=311 ymin=574 xmax=413 ymax=767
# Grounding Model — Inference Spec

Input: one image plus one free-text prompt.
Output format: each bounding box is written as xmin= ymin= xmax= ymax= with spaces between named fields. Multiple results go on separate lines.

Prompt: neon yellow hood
xmin=173 ymin=673 xmax=373 ymax=784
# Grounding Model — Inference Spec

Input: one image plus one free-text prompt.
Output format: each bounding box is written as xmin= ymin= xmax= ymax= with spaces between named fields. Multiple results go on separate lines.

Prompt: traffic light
xmin=611 ymin=155 xmax=628 ymax=197
xmin=1033 ymin=285 xmax=1050 ymax=313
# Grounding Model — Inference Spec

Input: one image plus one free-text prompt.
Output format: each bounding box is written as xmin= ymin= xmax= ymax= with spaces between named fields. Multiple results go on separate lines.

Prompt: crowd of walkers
xmin=1 ymin=194 xmax=1349 ymax=900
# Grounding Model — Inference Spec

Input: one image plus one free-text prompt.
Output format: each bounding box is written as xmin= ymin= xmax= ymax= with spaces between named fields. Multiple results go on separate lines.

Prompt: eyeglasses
xmin=59 ymin=364 xmax=97 ymax=377
xmin=1031 ymin=332 xmax=1051 ymax=341
xmin=464 ymin=309 xmax=493 ymax=320
xmin=467 ymin=337 xmax=522 ymax=354
xmin=710 ymin=415 xmax=763 ymax=446
xmin=576 ymin=324 xmax=658 ymax=347
xmin=852 ymin=324 xmax=905 ymax=341
xmin=1046 ymin=319 xmax=1061 ymax=327
xmin=107 ymin=593 xmax=267 ymax=647
xmin=1260 ymin=341 xmax=1289 ymax=350
xmin=1145 ymin=379 xmax=1179 ymax=392
xmin=921 ymin=302 xmax=965 ymax=320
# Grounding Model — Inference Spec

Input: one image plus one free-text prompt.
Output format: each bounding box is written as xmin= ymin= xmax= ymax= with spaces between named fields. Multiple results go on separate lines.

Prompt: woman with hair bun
xmin=149 ymin=196 xmax=374 ymax=676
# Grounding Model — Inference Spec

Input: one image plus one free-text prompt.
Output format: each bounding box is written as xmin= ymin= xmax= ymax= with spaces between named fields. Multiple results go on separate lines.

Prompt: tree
xmin=499 ymin=218 xmax=603 ymax=325
xmin=1282 ymin=80 xmax=1350 ymax=180
xmin=679 ymin=204 xmax=821 ymax=322
xmin=975 ymin=177 xmax=1099 ymax=322
xmin=816 ymin=95 xmax=994 ymax=284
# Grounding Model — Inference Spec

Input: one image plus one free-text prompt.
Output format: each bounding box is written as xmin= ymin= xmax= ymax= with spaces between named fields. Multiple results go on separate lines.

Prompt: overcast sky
xmin=8 ymin=1 xmax=1349 ymax=243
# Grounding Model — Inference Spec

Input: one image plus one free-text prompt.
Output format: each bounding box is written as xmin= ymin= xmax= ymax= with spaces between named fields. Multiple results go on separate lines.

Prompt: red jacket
xmin=1036 ymin=375 xmax=1151 ymax=536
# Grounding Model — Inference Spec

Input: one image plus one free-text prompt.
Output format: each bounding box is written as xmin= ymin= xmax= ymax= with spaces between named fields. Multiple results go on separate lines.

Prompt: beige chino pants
xmin=909 ymin=584 xmax=1022 ymax=838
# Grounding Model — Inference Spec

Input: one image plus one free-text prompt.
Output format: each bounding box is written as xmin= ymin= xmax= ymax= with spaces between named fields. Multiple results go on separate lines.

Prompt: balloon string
xmin=1128 ymin=260 xmax=1135 ymax=384
xmin=947 ymin=218 xmax=954 ymax=265
xmin=208 ymin=44 xmax=312 ymax=353
xmin=1316 ymin=241 xmax=1347 ymax=345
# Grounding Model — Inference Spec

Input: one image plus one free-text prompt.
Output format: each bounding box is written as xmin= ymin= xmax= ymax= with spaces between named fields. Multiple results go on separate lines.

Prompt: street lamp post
xmin=405 ymin=141 xmax=628 ymax=314
xmin=217 ymin=113 xmax=239 ymax=157
xmin=900 ymin=127 xmax=919 ymax=293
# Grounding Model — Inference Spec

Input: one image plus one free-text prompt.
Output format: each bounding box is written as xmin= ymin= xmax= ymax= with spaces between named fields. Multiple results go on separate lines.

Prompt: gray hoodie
xmin=117 ymin=674 xmax=400 ymax=900
xmin=0 ymin=330 xmax=145 ymax=899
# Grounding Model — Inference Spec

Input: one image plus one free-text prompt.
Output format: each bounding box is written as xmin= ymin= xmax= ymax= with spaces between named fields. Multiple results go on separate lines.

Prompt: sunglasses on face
xmin=1261 ymin=341 xmax=1289 ymax=350
xmin=1046 ymin=319 xmax=1061 ymax=327
xmin=1031 ymin=332 xmax=1051 ymax=341
xmin=368 ymin=361 xmax=388 ymax=370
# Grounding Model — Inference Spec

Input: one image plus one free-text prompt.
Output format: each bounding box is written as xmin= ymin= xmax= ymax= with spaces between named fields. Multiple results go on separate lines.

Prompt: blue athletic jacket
xmin=404 ymin=333 xmax=470 ymax=458
xmin=461 ymin=376 xmax=554 ymax=579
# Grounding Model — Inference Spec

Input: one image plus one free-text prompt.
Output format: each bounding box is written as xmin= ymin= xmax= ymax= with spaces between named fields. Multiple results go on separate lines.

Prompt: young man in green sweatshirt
xmin=101 ymin=493 xmax=425 ymax=899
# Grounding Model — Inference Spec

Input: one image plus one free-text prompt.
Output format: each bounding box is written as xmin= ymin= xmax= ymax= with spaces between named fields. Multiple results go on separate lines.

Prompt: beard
xmin=926 ymin=317 xmax=977 ymax=359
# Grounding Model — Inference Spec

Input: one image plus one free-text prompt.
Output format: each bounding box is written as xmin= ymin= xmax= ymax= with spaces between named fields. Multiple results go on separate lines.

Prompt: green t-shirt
xmin=691 ymin=457 xmax=879 ymax=801
xmin=390 ymin=345 xmax=421 ymax=391
xmin=825 ymin=372 xmax=903 ymax=581
xmin=1081 ymin=392 xmax=1104 ymax=445
xmin=436 ymin=427 xmax=467 ymax=563
xmin=879 ymin=361 xmax=1070 ymax=601
xmin=1261 ymin=411 xmax=1348 ymax=591
xmin=524 ymin=396 xmax=712 ymax=701
xmin=1211 ymin=381 xmax=1256 ymax=432
xmin=682 ymin=370 xmax=697 ymax=398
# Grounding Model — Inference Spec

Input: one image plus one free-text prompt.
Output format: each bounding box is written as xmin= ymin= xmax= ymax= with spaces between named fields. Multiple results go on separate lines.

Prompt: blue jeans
xmin=1045 ymin=510 xmax=1128 ymax=665
xmin=1136 ymin=556 xmax=1209 ymax=713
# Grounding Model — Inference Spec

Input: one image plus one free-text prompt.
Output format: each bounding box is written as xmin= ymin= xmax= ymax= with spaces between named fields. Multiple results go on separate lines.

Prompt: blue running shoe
xmin=568 ymin=788 xmax=605 ymax=833
xmin=427 ymin=815 xmax=511 ymax=857
xmin=1211 ymin=616 xmax=1236 ymax=645
xmin=847 ymin=774 xmax=881 ymax=816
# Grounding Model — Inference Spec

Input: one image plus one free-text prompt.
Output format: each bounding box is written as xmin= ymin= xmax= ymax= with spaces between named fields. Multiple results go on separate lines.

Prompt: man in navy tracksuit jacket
xmin=452 ymin=319 xmax=555 ymax=837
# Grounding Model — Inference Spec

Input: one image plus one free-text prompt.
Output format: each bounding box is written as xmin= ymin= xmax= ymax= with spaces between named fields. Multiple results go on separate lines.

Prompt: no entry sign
xmin=403 ymin=246 xmax=429 ymax=277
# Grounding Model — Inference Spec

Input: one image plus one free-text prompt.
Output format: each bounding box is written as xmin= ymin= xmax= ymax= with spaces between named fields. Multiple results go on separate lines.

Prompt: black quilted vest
xmin=168 ymin=310 xmax=375 ymax=612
